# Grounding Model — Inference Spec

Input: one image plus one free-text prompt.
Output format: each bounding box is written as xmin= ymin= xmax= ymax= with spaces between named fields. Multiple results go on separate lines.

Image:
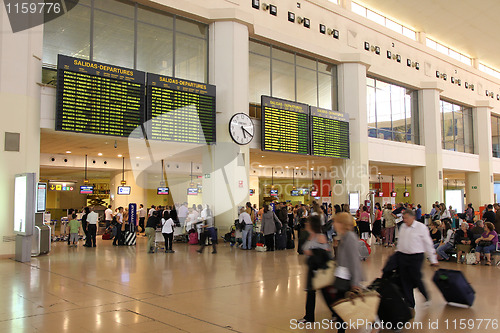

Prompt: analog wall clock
xmin=229 ymin=113 xmax=254 ymax=145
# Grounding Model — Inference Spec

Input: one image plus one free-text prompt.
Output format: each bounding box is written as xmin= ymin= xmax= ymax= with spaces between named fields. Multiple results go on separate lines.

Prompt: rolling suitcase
xmin=188 ymin=232 xmax=199 ymax=245
xmin=359 ymin=240 xmax=370 ymax=260
xmin=369 ymin=278 xmax=412 ymax=327
xmin=286 ymin=227 xmax=295 ymax=249
xmin=433 ymin=269 xmax=475 ymax=307
xmin=124 ymin=231 xmax=136 ymax=246
xmin=275 ymin=231 xmax=286 ymax=250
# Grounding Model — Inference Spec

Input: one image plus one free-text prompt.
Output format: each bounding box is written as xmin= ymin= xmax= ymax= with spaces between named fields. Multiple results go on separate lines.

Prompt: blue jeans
xmin=436 ymin=242 xmax=453 ymax=260
xmin=242 ymin=224 xmax=253 ymax=249
xmin=476 ymin=243 xmax=496 ymax=254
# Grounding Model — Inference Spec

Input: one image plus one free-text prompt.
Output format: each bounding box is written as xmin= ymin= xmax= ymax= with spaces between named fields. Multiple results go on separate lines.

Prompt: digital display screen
xmin=157 ymin=187 xmax=170 ymax=195
xmin=270 ymin=189 xmax=278 ymax=196
xmin=80 ymin=186 xmax=94 ymax=194
xmin=261 ymin=96 xmax=309 ymax=154
xmin=404 ymin=191 xmax=410 ymax=197
xmin=249 ymin=189 xmax=255 ymax=196
xmin=299 ymin=189 xmax=309 ymax=195
xmin=290 ymin=190 xmax=299 ymax=196
xmin=310 ymin=106 xmax=349 ymax=159
xmin=310 ymin=191 xmax=318 ymax=197
xmin=117 ymin=186 xmax=131 ymax=195
xmin=56 ymin=55 xmax=145 ymax=137
xmin=14 ymin=175 xmax=27 ymax=234
xmin=391 ymin=191 xmax=397 ymax=197
xmin=146 ymin=73 xmax=216 ymax=144
xmin=36 ymin=183 xmax=47 ymax=212
xmin=187 ymin=188 xmax=198 ymax=195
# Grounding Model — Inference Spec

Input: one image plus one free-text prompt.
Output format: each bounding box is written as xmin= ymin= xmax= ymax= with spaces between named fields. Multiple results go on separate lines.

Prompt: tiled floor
xmin=1 ymin=235 xmax=499 ymax=332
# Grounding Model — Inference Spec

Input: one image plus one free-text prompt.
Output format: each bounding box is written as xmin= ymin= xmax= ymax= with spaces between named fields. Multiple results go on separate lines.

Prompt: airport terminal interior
xmin=2 ymin=0 xmax=500 ymax=332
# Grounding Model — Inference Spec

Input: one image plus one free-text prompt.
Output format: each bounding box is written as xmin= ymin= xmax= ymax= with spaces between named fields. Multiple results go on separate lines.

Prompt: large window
xmin=249 ymin=40 xmax=337 ymax=113
xmin=491 ymin=114 xmax=500 ymax=157
xmin=440 ymin=100 xmax=474 ymax=154
xmin=366 ymin=78 xmax=419 ymax=144
xmin=43 ymin=0 xmax=208 ymax=82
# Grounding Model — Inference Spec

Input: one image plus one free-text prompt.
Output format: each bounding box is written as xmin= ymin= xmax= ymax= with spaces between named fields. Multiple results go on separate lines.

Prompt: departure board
xmin=146 ymin=74 xmax=216 ymax=144
xmin=56 ymin=55 xmax=145 ymax=137
xmin=261 ymin=96 xmax=309 ymax=154
xmin=310 ymin=106 xmax=350 ymax=159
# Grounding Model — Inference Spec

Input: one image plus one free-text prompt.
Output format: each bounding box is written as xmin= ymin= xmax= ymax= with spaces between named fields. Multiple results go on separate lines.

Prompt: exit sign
xmin=336 ymin=180 xmax=342 ymax=184
xmin=472 ymin=186 xmax=478 ymax=189
xmin=416 ymin=184 xmax=423 ymax=188
xmin=204 ymin=174 xmax=210 ymax=179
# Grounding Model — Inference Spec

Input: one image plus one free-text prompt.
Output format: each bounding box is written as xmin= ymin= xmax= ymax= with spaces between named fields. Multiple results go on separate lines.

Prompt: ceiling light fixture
xmin=65 ymin=151 xmax=71 ymax=154
xmin=117 ymin=154 xmax=122 ymax=157
xmin=98 ymin=153 xmax=102 ymax=156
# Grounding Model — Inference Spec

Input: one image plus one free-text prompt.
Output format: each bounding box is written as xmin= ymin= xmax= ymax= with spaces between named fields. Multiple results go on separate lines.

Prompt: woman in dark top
xmin=372 ymin=203 xmax=382 ymax=244
xmin=429 ymin=221 xmax=442 ymax=248
xmin=455 ymin=222 xmax=473 ymax=263
xmin=170 ymin=206 xmax=178 ymax=224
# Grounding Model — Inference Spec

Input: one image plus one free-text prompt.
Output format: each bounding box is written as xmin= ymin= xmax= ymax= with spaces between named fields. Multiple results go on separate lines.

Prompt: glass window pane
xmin=318 ymin=73 xmax=332 ymax=110
xmin=137 ymin=5 xmax=173 ymax=29
xmin=352 ymin=2 xmax=367 ymax=16
xmin=368 ymin=128 xmax=377 ymax=138
xmin=441 ymin=102 xmax=455 ymax=150
xmin=137 ymin=23 xmax=173 ymax=76
xmin=391 ymin=85 xmax=406 ymax=134
xmin=436 ymin=43 xmax=449 ymax=56
xmin=386 ymin=19 xmax=402 ymax=34
xmin=296 ymin=55 xmax=316 ymax=70
xmin=402 ymin=27 xmax=416 ymax=40
xmin=318 ymin=61 xmax=333 ymax=74
xmin=367 ymin=85 xmax=376 ymax=129
xmin=43 ymin=4 xmax=91 ymax=65
xmin=249 ymin=40 xmax=270 ymax=57
xmin=175 ymin=34 xmax=207 ymax=82
xmin=272 ymin=60 xmax=295 ymax=101
xmin=249 ymin=53 xmax=270 ymax=104
xmin=455 ymin=112 xmax=465 ymax=152
xmin=366 ymin=10 xmax=385 ymax=26
xmin=94 ymin=0 xmax=133 ymax=14
xmin=426 ymin=38 xmax=437 ymax=50
xmin=375 ymin=81 xmax=391 ymax=134
xmin=492 ymin=117 xmax=500 ymax=158
xmin=272 ymin=48 xmax=294 ymax=63
xmin=296 ymin=67 xmax=317 ymax=106
xmin=176 ymin=17 xmax=207 ymax=38
xmin=93 ymin=10 xmax=134 ymax=68
xmin=463 ymin=111 xmax=474 ymax=154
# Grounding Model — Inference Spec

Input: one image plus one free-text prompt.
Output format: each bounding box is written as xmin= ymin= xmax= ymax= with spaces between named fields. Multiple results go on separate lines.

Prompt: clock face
xmin=229 ymin=113 xmax=254 ymax=145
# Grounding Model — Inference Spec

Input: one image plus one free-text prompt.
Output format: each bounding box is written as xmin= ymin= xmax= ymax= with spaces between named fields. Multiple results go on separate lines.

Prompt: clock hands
xmin=241 ymin=126 xmax=254 ymax=138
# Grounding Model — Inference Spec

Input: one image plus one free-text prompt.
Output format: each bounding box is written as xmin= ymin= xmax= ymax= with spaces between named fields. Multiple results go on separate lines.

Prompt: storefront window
xmin=366 ymin=78 xmax=419 ymax=144
xmin=440 ymin=100 xmax=474 ymax=154
xmin=42 ymin=0 xmax=208 ymax=82
xmin=249 ymin=40 xmax=337 ymax=111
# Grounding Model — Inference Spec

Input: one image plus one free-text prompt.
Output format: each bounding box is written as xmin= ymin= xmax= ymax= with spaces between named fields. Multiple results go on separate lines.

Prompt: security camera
xmin=114 ymin=141 xmax=117 ymax=148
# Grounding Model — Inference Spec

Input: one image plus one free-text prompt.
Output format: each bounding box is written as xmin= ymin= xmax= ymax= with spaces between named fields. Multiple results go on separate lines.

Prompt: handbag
xmin=465 ymin=250 xmax=476 ymax=265
xmin=311 ymin=260 xmax=336 ymax=290
xmin=478 ymin=240 xmax=492 ymax=247
xmin=331 ymin=289 xmax=380 ymax=324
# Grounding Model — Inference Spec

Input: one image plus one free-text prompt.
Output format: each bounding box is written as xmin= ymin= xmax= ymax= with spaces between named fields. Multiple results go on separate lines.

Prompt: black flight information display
xmin=146 ymin=74 xmax=216 ymax=144
xmin=261 ymin=96 xmax=309 ymax=154
xmin=56 ymin=55 xmax=145 ymax=137
xmin=310 ymin=106 xmax=350 ymax=159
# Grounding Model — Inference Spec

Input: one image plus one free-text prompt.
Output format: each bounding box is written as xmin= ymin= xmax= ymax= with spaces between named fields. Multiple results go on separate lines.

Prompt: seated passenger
xmin=471 ymin=220 xmax=485 ymax=242
xmin=436 ymin=222 xmax=454 ymax=261
xmin=429 ymin=221 xmax=442 ymax=248
xmin=455 ymin=222 xmax=473 ymax=263
xmin=473 ymin=222 xmax=498 ymax=266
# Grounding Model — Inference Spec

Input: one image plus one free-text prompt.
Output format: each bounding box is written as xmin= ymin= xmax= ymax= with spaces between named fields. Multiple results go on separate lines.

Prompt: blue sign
xmin=128 ymin=203 xmax=137 ymax=228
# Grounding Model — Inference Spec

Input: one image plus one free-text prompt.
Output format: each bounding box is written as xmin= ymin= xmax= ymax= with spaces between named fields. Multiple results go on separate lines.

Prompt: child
xmin=68 ymin=213 xmax=80 ymax=247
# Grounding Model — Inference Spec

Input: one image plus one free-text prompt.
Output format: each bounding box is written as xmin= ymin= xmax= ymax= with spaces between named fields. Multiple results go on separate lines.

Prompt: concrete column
xmin=337 ymin=62 xmax=369 ymax=205
xmin=465 ymin=104 xmax=494 ymax=207
xmin=412 ymin=88 xmax=443 ymax=212
xmin=417 ymin=32 xmax=427 ymax=44
xmin=0 ymin=14 xmax=43 ymax=256
xmin=203 ymin=21 xmax=250 ymax=229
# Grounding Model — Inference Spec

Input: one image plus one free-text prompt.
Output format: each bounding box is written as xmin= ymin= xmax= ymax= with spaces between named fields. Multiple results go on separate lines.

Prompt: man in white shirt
xmin=177 ymin=202 xmax=189 ymax=228
xmin=396 ymin=209 xmax=438 ymax=311
xmin=104 ymin=205 xmax=113 ymax=228
xmin=138 ymin=204 xmax=147 ymax=233
xmin=85 ymin=207 xmax=99 ymax=248
xmin=239 ymin=207 xmax=253 ymax=250
xmin=148 ymin=205 xmax=156 ymax=217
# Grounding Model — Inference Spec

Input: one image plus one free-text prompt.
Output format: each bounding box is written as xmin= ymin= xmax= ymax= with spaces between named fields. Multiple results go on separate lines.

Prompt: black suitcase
xmin=433 ymin=269 xmax=475 ymax=307
xmin=275 ymin=231 xmax=286 ymax=250
xmin=286 ymin=227 xmax=295 ymax=249
xmin=369 ymin=278 xmax=412 ymax=327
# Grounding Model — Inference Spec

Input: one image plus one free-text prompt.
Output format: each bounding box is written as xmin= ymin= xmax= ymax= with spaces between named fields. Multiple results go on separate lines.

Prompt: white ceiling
xmin=358 ymin=0 xmax=500 ymax=70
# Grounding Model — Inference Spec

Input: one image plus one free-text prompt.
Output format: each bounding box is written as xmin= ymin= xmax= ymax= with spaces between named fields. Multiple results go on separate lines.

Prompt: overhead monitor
xmin=187 ymin=188 xmax=198 ymax=195
xmin=290 ymin=190 xmax=300 ymax=196
xmin=117 ymin=186 xmax=131 ymax=195
xmin=310 ymin=106 xmax=350 ymax=159
xmin=261 ymin=96 xmax=309 ymax=154
xmin=157 ymin=187 xmax=170 ymax=195
xmin=80 ymin=186 xmax=94 ymax=194
xmin=56 ymin=55 xmax=145 ymax=137
xmin=146 ymin=73 xmax=216 ymax=144
xmin=36 ymin=183 xmax=47 ymax=213
xmin=270 ymin=189 xmax=278 ymax=196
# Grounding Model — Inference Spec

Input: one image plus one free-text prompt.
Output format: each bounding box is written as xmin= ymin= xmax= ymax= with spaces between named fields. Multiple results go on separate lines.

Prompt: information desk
xmin=310 ymin=107 xmax=350 ymax=159
xmin=146 ymin=74 xmax=216 ymax=144
xmin=261 ymin=96 xmax=309 ymax=154
xmin=56 ymin=55 xmax=145 ymax=137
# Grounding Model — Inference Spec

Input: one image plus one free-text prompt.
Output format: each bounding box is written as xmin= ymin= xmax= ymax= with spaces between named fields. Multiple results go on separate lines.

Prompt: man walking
xmin=86 ymin=207 xmax=99 ymax=248
xmin=396 ymin=209 xmax=438 ymax=312
xmin=138 ymin=204 xmax=147 ymax=233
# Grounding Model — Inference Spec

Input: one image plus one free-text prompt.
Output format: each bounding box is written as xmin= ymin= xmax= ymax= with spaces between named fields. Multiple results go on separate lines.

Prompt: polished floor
xmin=1 ymin=235 xmax=499 ymax=333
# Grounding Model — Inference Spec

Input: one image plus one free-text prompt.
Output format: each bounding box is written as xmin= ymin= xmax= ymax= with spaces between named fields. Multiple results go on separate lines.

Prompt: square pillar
xmin=337 ymin=62 xmax=369 ymax=204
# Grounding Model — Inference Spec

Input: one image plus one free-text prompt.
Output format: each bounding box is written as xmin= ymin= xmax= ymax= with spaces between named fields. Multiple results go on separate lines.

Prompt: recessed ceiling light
xmin=117 ymin=154 xmax=122 ymax=157
xmin=98 ymin=153 xmax=103 ymax=156
xmin=261 ymin=155 xmax=264 ymax=158
xmin=296 ymin=167 xmax=299 ymax=169
xmin=258 ymin=164 xmax=263 ymax=167
xmin=65 ymin=151 xmax=71 ymax=154
xmin=310 ymin=167 xmax=314 ymax=170
xmin=136 ymin=156 xmax=141 ymax=159
xmin=285 ymin=166 xmax=289 ymax=169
